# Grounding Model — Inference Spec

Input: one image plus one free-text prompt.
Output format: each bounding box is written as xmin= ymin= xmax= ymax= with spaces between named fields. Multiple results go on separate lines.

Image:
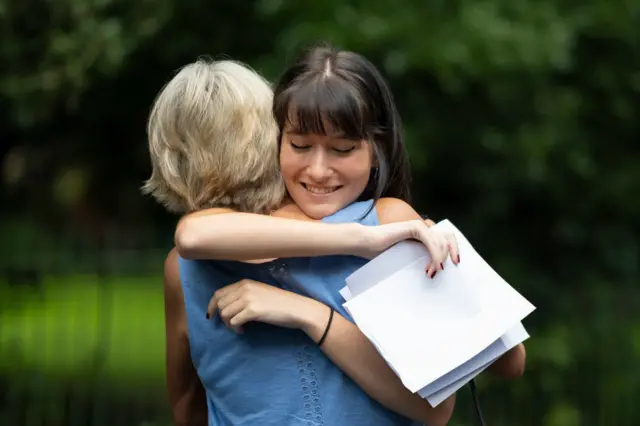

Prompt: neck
xmin=273 ymin=198 xmax=316 ymax=221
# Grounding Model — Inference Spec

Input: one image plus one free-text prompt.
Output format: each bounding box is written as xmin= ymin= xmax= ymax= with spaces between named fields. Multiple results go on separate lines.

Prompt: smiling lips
xmin=301 ymin=183 xmax=342 ymax=195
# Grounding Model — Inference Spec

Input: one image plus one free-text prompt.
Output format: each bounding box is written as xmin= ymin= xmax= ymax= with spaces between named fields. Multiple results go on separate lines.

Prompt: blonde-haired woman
xmin=144 ymin=59 xmax=284 ymax=214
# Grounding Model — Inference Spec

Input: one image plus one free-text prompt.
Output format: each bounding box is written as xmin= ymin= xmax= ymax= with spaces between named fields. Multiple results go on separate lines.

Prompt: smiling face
xmin=273 ymin=46 xmax=413 ymax=219
xmin=280 ymin=121 xmax=373 ymax=219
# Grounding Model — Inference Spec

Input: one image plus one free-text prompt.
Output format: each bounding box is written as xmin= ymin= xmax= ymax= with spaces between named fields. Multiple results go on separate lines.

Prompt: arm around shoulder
xmin=164 ymin=248 xmax=208 ymax=426
xmin=174 ymin=210 xmax=369 ymax=261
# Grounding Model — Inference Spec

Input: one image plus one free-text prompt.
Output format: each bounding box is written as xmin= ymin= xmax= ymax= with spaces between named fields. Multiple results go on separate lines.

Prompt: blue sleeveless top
xmin=179 ymin=201 xmax=420 ymax=426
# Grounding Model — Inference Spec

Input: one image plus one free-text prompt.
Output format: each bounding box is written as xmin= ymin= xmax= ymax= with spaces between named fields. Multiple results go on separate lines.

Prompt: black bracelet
xmin=317 ymin=308 xmax=335 ymax=347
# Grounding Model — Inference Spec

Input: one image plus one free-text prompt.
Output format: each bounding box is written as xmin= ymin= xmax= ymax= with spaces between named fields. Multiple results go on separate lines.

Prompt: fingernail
xmin=205 ymin=313 xmax=210 ymax=319
xmin=457 ymin=255 xmax=460 ymax=263
xmin=430 ymin=271 xmax=437 ymax=279
xmin=440 ymin=263 xmax=444 ymax=270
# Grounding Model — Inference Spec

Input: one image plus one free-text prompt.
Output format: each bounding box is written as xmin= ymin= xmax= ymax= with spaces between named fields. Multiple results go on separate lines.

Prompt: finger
xmin=425 ymin=263 xmax=438 ymax=279
xmin=228 ymin=307 xmax=256 ymax=333
xmin=422 ymin=236 xmax=446 ymax=273
xmin=211 ymin=279 xmax=249 ymax=317
xmin=208 ymin=291 xmax=231 ymax=320
xmin=446 ymin=234 xmax=460 ymax=265
xmin=431 ymin=233 xmax=448 ymax=271
xmin=220 ymin=299 xmax=246 ymax=333
xmin=215 ymin=279 xmax=250 ymax=299
xmin=426 ymin=232 xmax=453 ymax=276
xmin=417 ymin=230 xmax=443 ymax=269
xmin=206 ymin=293 xmax=218 ymax=320
xmin=217 ymin=292 xmax=237 ymax=312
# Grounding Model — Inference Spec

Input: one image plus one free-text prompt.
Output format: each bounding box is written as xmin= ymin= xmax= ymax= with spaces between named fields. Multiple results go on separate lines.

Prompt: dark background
xmin=1 ymin=1 xmax=638 ymax=425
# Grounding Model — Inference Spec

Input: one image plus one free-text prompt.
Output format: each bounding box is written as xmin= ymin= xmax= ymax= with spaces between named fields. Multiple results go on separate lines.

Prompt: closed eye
xmin=290 ymin=141 xmax=311 ymax=150
xmin=333 ymin=147 xmax=355 ymax=154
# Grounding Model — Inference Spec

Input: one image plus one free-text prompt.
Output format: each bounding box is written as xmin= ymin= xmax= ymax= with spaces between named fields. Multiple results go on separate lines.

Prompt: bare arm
xmin=164 ymin=249 xmax=208 ymax=426
xmin=209 ymin=277 xmax=455 ymax=426
xmin=298 ymin=300 xmax=456 ymax=426
xmin=174 ymin=208 xmax=414 ymax=261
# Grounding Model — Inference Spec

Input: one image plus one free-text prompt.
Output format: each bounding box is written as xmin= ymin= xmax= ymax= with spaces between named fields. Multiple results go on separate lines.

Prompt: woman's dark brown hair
xmin=273 ymin=43 xmax=412 ymax=205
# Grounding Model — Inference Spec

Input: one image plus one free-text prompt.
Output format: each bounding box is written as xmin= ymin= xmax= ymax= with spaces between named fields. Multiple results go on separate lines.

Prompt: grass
xmin=0 ymin=275 xmax=166 ymax=390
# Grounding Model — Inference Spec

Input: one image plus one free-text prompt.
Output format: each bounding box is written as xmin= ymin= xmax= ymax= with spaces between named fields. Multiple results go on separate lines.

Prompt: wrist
xmin=294 ymin=297 xmax=332 ymax=342
xmin=361 ymin=220 xmax=418 ymax=258
xmin=405 ymin=219 xmax=423 ymax=241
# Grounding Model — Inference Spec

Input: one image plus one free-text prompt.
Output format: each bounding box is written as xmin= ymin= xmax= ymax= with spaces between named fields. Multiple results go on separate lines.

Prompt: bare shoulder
xmin=375 ymin=198 xmax=422 ymax=224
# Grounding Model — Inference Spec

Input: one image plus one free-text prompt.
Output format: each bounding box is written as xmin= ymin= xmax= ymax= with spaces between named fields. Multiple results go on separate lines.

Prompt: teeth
xmin=304 ymin=184 xmax=337 ymax=195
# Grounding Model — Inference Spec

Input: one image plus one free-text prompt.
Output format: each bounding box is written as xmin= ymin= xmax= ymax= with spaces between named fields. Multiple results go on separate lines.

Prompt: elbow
xmin=495 ymin=344 xmax=527 ymax=379
xmin=172 ymin=414 xmax=189 ymax=426
xmin=430 ymin=394 xmax=456 ymax=426
xmin=169 ymin=388 xmax=208 ymax=426
xmin=504 ymin=343 xmax=526 ymax=378
xmin=174 ymin=218 xmax=204 ymax=260
xmin=506 ymin=344 xmax=527 ymax=378
xmin=419 ymin=393 xmax=455 ymax=426
xmin=172 ymin=413 xmax=205 ymax=426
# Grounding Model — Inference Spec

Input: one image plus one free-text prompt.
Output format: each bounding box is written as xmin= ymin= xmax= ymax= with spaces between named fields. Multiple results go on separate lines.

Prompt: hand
xmin=365 ymin=219 xmax=460 ymax=277
xmin=410 ymin=220 xmax=460 ymax=278
xmin=206 ymin=279 xmax=324 ymax=333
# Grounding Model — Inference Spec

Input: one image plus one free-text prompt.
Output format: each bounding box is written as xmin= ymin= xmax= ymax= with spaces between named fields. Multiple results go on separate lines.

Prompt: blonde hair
xmin=143 ymin=59 xmax=285 ymax=214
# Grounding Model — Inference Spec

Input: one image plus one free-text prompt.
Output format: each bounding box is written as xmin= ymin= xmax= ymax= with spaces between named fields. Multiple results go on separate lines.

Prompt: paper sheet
xmin=417 ymin=323 xmax=528 ymax=406
xmin=341 ymin=220 xmax=534 ymax=400
xmin=341 ymin=285 xmax=529 ymax=405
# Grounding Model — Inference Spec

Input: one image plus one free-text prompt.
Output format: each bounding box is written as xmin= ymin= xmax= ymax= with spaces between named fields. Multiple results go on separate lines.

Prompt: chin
xmin=288 ymin=186 xmax=353 ymax=220
xmin=299 ymin=203 xmax=341 ymax=220
xmin=304 ymin=207 xmax=338 ymax=220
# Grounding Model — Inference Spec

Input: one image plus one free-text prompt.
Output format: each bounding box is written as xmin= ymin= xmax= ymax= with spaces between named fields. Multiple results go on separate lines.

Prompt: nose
xmin=306 ymin=150 xmax=333 ymax=182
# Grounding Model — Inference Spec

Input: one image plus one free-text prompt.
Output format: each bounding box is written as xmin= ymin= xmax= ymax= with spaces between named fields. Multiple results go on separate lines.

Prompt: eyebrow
xmin=284 ymin=129 xmax=306 ymax=136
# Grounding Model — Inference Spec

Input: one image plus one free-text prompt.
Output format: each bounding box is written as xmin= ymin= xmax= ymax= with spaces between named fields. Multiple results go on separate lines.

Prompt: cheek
xmin=279 ymin=146 xmax=295 ymax=181
xmin=341 ymin=153 xmax=372 ymax=188
xmin=279 ymin=146 xmax=307 ymax=190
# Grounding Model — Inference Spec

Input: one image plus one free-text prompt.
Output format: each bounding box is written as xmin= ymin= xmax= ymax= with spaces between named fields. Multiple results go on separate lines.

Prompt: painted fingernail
xmin=457 ymin=255 xmax=460 ymax=263
xmin=205 ymin=313 xmax=210 ymax=319
xmin=440 ymin=263 xmax=444 ymax=270
xmin=431 ymin=271 xmax=438 ymax=279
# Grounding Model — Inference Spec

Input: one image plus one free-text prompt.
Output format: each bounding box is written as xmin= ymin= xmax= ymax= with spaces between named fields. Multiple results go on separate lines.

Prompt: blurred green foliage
xmin=0 ymin=276 xmax=169 ymax=426
xmin=0 ymin=0 xmax=638 ymax=425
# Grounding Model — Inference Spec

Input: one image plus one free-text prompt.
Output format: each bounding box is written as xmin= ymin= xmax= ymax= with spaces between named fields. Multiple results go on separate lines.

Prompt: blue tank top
xmin=179 ymin=201 xmax=420 ymax=426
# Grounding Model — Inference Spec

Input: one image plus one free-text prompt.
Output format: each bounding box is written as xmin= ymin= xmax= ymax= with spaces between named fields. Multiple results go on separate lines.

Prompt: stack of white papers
xmin=340 ymin=220 xmax=535 ymax=406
